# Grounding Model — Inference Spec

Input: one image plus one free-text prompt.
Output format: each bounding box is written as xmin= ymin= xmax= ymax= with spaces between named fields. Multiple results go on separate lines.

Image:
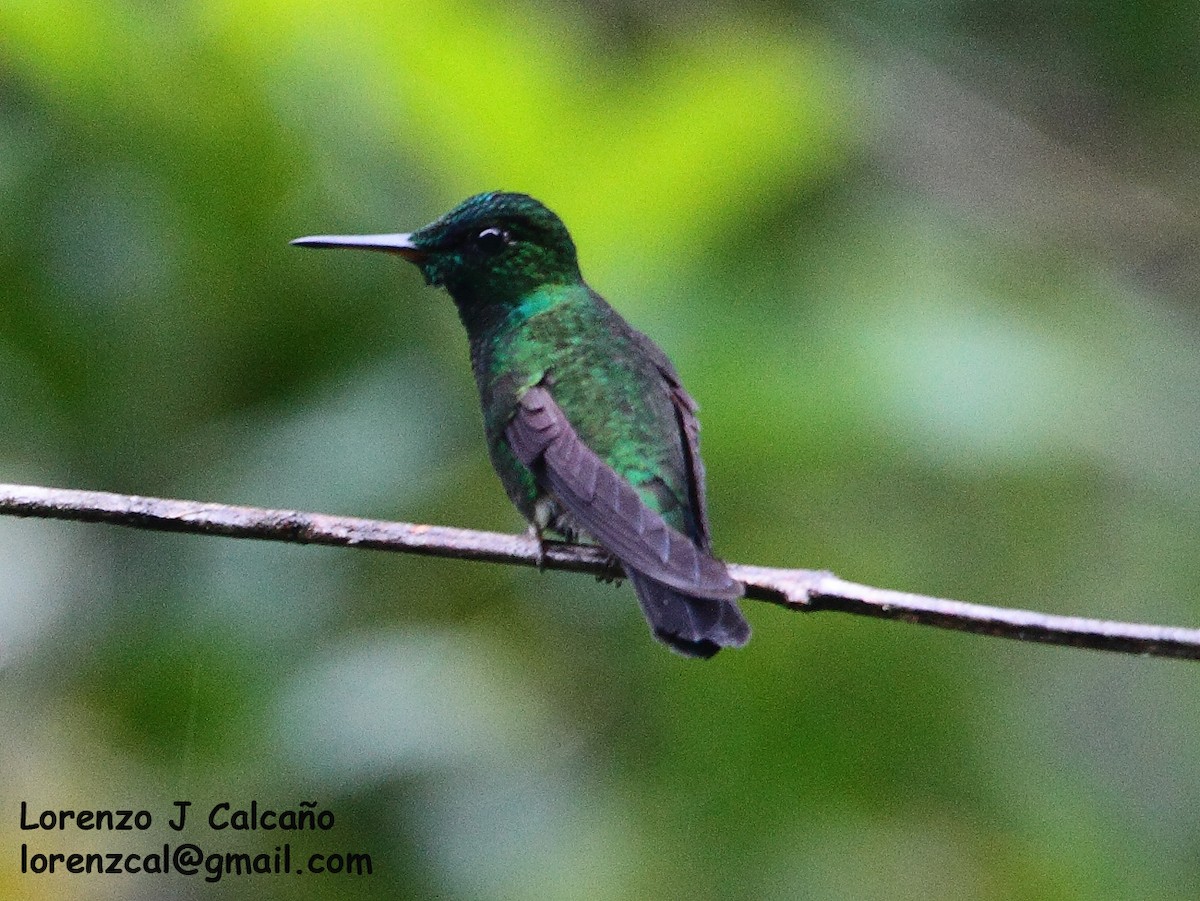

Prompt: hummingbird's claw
xmin=595 ymin=551 xmax=623 ymax=586
xmin=527 ymin=524 xmax=548 ymax=573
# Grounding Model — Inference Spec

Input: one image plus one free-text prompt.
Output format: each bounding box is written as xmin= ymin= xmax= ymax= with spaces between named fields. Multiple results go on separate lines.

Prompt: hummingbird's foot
xmin=595 ymin=551 xmax=623 ymax=586
xmin=527 ymin=524 xmax=548 ymax=572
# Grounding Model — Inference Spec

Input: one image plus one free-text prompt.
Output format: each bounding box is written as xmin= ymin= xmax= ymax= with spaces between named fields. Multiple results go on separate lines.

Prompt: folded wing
xmin=506 ymin=385 xmax=742 ymax=601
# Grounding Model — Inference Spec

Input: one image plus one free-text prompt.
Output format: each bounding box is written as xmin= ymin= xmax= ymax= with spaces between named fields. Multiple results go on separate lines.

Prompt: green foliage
xmin=2 ymin=1 xmax=1200 ymax=898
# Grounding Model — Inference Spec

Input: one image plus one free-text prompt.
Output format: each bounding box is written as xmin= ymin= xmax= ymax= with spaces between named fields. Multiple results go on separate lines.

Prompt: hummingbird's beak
xmin=290 ymin=232 xmax=427 ymax=262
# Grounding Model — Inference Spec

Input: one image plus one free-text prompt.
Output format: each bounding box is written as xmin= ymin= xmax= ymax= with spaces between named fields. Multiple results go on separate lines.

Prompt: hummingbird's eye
xmin=473 ymin=226 xmax=510 ymax=255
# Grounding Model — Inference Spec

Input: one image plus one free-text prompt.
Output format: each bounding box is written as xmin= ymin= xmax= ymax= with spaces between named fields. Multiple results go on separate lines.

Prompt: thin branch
xmin=1 ymin=481 xmax=1197 ymax=660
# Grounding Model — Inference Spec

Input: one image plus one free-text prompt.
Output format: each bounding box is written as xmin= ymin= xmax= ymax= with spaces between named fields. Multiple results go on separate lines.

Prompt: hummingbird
xmin=292 ymin=192 xmax=749 ymax=657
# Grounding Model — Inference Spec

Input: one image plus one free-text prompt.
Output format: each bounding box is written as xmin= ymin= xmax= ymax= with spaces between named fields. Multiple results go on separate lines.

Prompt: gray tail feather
xmin=626 ymin=568 xmax=751 ymax=659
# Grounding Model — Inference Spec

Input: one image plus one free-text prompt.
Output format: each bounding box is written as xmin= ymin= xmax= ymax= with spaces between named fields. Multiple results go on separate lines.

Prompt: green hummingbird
xmin=292 ymin=192 xmax=749 ymax=657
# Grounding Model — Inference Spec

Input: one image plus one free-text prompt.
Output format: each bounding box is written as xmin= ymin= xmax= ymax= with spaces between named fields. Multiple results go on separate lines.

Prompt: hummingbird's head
xmin=292 ymin=192 xmax=582 ymax=308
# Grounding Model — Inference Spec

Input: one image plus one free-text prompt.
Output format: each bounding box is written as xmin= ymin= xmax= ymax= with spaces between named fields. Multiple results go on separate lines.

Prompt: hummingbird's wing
xmin=506 ymin=385 xmax=742 ymax=601
xmin=652 ymin=354 xmax=713 ymax=552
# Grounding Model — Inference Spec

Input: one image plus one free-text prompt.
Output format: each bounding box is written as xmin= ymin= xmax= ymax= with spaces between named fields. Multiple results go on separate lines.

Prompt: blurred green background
xmin=3 ymin=1 xmax=1200 ymax=898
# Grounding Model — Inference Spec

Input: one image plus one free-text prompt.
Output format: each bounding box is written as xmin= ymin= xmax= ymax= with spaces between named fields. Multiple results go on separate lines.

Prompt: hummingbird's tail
xmin=625 ymin=568 xmax=751 ymax=658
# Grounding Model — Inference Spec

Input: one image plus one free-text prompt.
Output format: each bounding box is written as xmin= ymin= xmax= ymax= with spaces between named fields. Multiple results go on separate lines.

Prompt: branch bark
xmin=2 ymin=481 xmax=1197 ymax=660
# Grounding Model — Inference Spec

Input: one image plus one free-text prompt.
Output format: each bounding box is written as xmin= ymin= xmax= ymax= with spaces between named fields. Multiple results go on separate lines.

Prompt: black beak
xmin=290 ymin=232 xmax=426 ymax=262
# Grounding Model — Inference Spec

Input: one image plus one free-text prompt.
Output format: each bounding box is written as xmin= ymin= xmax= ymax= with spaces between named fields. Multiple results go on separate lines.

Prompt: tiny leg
xmin=527 ymin=523 xmax=549 ymax=572
xmin=595 ymin=551 xmax=623 ymax=586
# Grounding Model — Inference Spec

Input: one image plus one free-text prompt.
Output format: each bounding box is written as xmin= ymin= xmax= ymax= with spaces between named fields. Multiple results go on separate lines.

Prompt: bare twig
xmin=1 ymin=481 xmax=1197 ymax=660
